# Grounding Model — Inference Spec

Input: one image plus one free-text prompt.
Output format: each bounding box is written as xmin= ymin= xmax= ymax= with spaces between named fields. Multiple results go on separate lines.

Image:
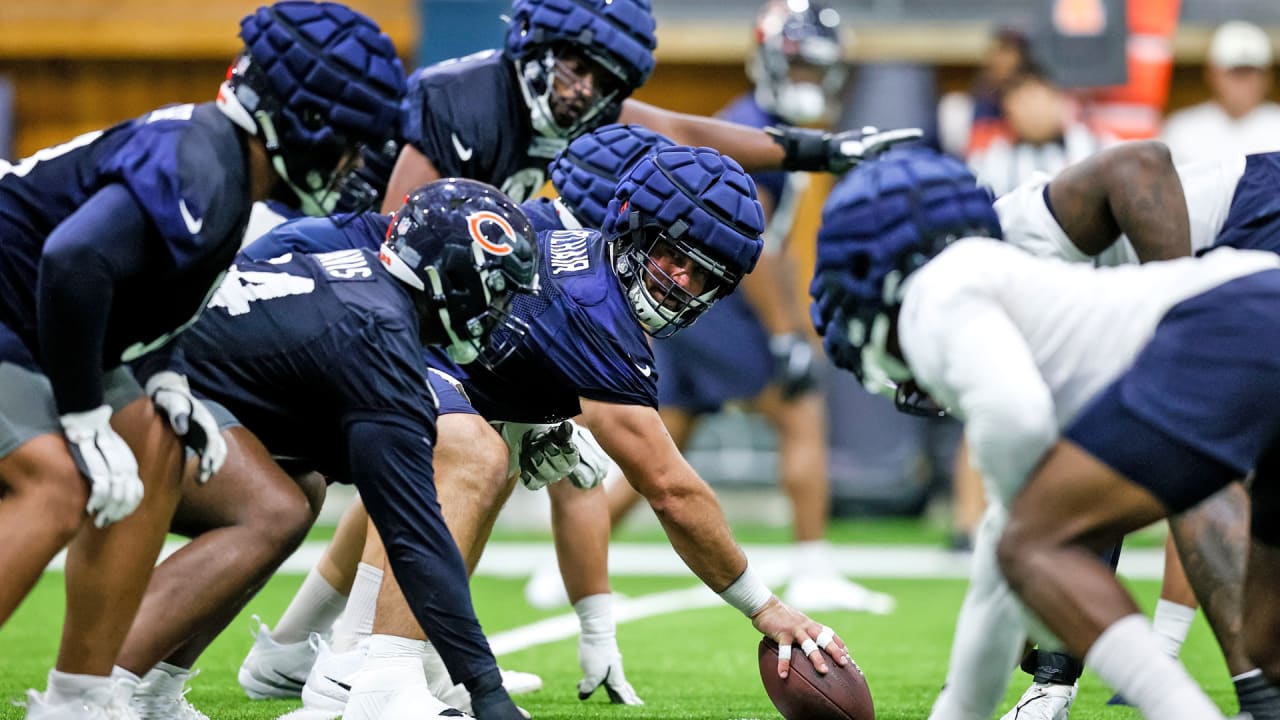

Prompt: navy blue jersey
xmin=240 ymin=211 xmax=465 ymax=379
xmin=718 ymin=95 xmax=787 ymax=204
xmin=145 ymin=248 xmax=439 ymax=479
xmin=0 ymin=102 xmax=250 ymax=368
xmin=402 ymin=51 xmax=605 ymax=202
xmin=1212 ymin=153 xmax=1280 ymax=255
xmin=520 ymin=197 xmax=575 ymax=233
xmin=463 ymin=228 xmax=657 ymax=423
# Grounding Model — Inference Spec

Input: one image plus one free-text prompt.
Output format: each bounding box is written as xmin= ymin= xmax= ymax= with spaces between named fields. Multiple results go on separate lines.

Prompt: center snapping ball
xmin=758 ymin=636 xmax=874 ymax=720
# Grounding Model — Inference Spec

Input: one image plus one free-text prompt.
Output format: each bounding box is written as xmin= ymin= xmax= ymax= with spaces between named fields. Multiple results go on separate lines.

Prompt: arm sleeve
xmin=38 ymin=183 xmax=151 ymax=414
xmin=904 ymin=285 xmax=1058 ymax=505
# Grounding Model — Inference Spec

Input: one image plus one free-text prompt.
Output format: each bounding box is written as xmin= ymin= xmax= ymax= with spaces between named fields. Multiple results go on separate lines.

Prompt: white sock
xmin=46 ymin=670 xmax=115 ymax=704
xmin=109 ymin=666 xmax=141 ymax=684
xmin=273 ymin=566 xmax=348 ymax=643
xmin=792 ymin=540 xmax=834 ymax=576
xmin=1086 ymin=614 xmax=1225 ymax=720
xmin=421 ymin=641 xmax=454 ymax=697
xmin=1152 ymin=599 xmax=1196 ymax=658
xmin=332 ymin=562 xmax=382 ymax=652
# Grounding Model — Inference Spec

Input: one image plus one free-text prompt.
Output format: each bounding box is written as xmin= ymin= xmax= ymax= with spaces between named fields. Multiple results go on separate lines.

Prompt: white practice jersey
xmin=898 ymin=238 xmax=1280 ymax=500
xmin=994 ymin=155 xmax=1246 ymax=266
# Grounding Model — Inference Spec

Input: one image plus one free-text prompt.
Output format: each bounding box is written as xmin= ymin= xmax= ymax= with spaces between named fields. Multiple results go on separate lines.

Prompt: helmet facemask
xmin=516 ymin=44 xmax=630 ymax=140
xmin=612 ymin=220 xmax=736 ymax=338
xmin=749 ymin=2 xmax=846 ymax=125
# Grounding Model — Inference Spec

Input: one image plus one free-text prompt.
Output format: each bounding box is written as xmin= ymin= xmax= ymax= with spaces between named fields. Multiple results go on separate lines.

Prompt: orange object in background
xmin=1083 ymin=0 xmax=1180 ymax=140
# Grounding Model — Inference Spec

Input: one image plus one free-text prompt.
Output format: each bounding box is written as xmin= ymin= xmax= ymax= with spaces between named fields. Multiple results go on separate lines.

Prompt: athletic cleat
xmin=1000 ymin=682 xmax=1077 ymax=720
xmin=237 ymin=616 xmax=319 ymax=699
xmin=298 ymin=637 xmax=368 ymax=714
xmin=131 ymin=667 xmax=208 ymax=720
xmin=21 ymin=678 xmax=139 ymax=720
xmin=782 ymin=574 xmax=896 ymax=615
xmin=1105 ymin=692 xmax=1130 ymax=706
xmin=380 ymin=685 xmax=472 ymax=720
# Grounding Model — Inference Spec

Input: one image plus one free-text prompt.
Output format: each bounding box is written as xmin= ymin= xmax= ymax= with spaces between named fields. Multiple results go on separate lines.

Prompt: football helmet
xmin=748 ymin=0 xmax=847 ymax=125
xmin=220 ymin=2 xmax=406 ymax=216
xmin=810 ymin=147 xmax=999 ymax=401
xmin=504 ymin=0 xmax=657 ymax=140
xmin=548 ymin=123 xmax=675 ymax=229
xmin=603 ymin=146 xmax=765 ymax=338
xmin=380 ymin=179 xmax=540 ymax=364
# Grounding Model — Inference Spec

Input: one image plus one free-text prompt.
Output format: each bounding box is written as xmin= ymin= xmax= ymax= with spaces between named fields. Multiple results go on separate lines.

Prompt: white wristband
xmin=718 ymin=564 xmax=774 ymax=618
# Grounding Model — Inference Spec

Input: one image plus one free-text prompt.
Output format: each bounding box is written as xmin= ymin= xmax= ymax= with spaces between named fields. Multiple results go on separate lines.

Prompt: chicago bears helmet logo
xmin=467 ymin=210 xmax=516 ymax=256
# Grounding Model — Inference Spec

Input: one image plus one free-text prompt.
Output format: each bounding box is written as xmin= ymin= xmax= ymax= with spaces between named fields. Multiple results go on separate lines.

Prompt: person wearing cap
xmin=1161 ymin=20 xmax=1280 ymax=165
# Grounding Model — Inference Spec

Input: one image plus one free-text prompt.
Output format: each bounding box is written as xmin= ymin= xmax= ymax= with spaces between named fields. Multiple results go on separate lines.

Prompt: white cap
xmin=1209 ymin=21 xmax=1273 ymax=69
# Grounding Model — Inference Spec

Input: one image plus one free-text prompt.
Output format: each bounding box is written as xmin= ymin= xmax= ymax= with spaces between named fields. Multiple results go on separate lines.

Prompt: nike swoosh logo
xmin=323 ymin=675 xmax=352 ymax=692
xmin=268 ymin=668 xmax=307 ymax=687
xmin=635 ymin=362 xmax=651 ymax=377
xmin=451 ymin=132 xmax=474 ymax=162
xmin=179 ymin=199 xmax=204 ymax=235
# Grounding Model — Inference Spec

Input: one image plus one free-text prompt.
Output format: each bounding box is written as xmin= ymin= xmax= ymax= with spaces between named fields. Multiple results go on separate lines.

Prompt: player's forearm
xmin=644 ymin=473 xmax=747 ymax=590
xmin=739 ymin=254 xmax=800 ymax=336
xmin=381 ymin=143 xmax=442 ymax=214
xmin=620 ymin=99 xmax=786 ymax=173
xmin=1095 ymin=141 xmax=1190 ymax=262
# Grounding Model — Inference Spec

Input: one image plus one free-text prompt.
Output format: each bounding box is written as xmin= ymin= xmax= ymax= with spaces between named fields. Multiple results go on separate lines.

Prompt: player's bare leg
xmin=117 ymin=426 xmax=319 ymax=675
xmin=950 ymin=441 xmax=986 ymax=550
xmin=998 ymin=440 xmax=1226 ymax=720
xmin=58 ymin=396 xmax=184 ymax=677
xmin=1243 ymin=540 xmax=1280 ymax=684
xmin=0 ymin=434 xmax=88 ymax=627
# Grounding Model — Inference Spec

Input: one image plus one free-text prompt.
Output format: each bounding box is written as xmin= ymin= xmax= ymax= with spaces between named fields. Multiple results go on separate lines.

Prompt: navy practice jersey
xmin=520 ymin=197 xmax=574 ymax=233
xmin=718 ymin=95 xmax=787 ymax=204
xmin=141 ymin=248 xmax=440 ymax=479
xmin=464 ymin=228 xmax=658 ymax=423
xmin=402 ymin=51 xmax=618 ymax=202
xmin=0 ymin=102 xmax=250 ymax=368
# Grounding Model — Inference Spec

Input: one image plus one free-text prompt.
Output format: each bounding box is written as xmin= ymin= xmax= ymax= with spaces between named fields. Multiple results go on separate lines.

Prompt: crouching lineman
xmin=0 ymin=2 xmax=403 ymax=718
xmin=115 ymin=179 xmax=538 ymax=720
xmin=810 ymin=147 xmax=1268 ymax=720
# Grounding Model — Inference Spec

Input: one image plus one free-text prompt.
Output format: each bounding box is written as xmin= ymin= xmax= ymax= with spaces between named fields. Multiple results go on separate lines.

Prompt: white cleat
xmin=381 ymin=685 xmax=472 ymax=719
xmin=782 ymin=574 xmax=897 ymax=615
xmin=423 ymin=639 xmax=542 ymax=712
xmin=237 ymin=616 xmax=319 ymax=699
xmin=132 ymin=667 xmax=208 ymax=720
xmin=523 ymin=563 xmax=570 ymax=609
xmin=22 ymin=677 xmax=139 ymax=720
xmin=297 ymin=636 xmax=367 ymax=715
xmin=1000 ymin=682 xmax=1077 ymax=720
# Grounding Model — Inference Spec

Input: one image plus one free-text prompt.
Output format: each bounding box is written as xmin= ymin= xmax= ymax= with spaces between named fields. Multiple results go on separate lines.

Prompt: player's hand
xmin=567 ymin=421 xmax=610 ymax=490
xmin=578 ymin=630 xmax=643 ymax=704
xmin=768 ymin=125 xmax=923 ymax=173
xmin=751 ymin=597 xmax=851 ymax=679
xmin=769 ymin=333 xmax=818 ymax=399
xmin=60 ymin=405 xmax=143 ymax=528
xmin=145 ymin=371 xmax=227 ymax=484
xmin=519 ymin=421 xmax=579 ymax=491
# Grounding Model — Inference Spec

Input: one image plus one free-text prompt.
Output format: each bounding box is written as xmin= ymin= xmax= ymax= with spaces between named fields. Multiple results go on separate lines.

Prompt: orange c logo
xmin=467 ymin=210 xmax=516 ymax=256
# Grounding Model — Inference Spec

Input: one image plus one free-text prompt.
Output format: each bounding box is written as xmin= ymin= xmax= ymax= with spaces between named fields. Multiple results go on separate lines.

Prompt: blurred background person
xmin=1161 ymin=20 xmax=1280 ymax=165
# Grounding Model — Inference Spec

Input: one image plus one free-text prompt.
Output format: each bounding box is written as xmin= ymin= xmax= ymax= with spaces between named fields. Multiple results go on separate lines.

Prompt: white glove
xmin=145 ymin=371 xmax=227 ymax=484
xmin=575 ymin=594 xmax=642 ymax=704
xmin=567 ymin=421 xmax=609 ymax=490
xmin=60 ymin=405 xmax=143 ymax=527
xmin=516 ymin=421 xmax=579 ymax=491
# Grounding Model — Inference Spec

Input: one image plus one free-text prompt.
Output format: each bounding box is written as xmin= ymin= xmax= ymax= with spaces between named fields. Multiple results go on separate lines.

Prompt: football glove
xmin=145 ymin=371 xmax=227 ymax=484
xmin=575 ymin=594 xmax=642 ymax=704
xmin=517 ymin=421 xmax=579 ymax=491
xmin=769 ymin=125 xmax=923 ymax=173
xmin=60 ymin=404 xmax=143 ymax=527
xmin=769 ymin=332 xmax=818 ymax=400
xmin=567 ymin=421 xmax=610 ymax=490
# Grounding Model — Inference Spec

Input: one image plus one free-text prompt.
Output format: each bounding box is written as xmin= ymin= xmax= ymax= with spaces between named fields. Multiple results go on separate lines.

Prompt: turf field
xmin=0 ymin=522 xmax=1234 ymax=720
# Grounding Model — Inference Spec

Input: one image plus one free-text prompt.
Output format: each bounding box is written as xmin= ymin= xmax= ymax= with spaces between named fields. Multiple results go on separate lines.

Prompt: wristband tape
xmin=718 ymin=564 xmax=773 ymax=617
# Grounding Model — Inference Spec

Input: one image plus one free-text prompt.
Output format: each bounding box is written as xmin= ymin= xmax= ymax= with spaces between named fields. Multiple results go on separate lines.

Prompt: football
xmin=758 ymin=636 xmax=875 ymax=720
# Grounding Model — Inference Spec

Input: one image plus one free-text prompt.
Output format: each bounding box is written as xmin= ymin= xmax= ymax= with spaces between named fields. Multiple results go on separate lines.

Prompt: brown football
xmin=758 ymin=636 xmax=875 ymax=720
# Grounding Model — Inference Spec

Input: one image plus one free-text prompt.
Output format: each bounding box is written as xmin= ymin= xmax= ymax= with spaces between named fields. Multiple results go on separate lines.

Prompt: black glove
xmin=769 ymin=332 xmax=818 ymax=400
xmin=768 ymin=125 xmax=924 ymax=173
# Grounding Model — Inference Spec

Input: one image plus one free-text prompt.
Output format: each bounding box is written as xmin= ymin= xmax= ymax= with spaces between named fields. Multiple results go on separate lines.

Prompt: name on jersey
xmin=316 ymin=249 xmax=373 ymax=280
xmin=549 ymin=230 xmax=593 ymax=275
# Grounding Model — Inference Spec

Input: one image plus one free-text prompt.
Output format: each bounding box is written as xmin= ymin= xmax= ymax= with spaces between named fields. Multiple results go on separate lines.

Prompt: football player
xmin=1 ymin=3 xmax=403 ymax=719
xmin=811 ymin=148 xmax=1269 ymax=720
xmin=120 ymin=179 xmax=538 ymax=720
xmin=247 ymin=145 xmax=854 ymax=719
xmin=599 ymin=0 xmax=894 ymax=615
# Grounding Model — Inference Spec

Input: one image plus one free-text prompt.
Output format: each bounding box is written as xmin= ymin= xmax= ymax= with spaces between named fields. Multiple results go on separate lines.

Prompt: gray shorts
xmin=0 ymin=363 xmax=145 ymax=461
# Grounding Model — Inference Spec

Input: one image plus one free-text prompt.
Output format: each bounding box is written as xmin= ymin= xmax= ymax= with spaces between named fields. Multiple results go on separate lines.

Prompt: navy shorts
xmin=1213 ymin=154 xmax=1280 ymax=254
xmin=654 ymin=291 xmax=772 ymax=413
xmin=1066 ymin=270 xmax=1280 ymax=515
xmin=428 ymin=368 xmax=479 ymax=416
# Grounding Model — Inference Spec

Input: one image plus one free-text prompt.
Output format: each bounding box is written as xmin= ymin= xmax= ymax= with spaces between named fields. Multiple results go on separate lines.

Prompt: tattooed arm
xmin=1047 ymin=141 xmax=1191 ymax=262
